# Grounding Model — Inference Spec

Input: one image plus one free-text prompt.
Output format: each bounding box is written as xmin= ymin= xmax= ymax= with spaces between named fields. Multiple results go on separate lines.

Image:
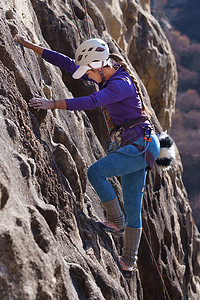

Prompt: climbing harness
xmin=104 ymin=114 xmax=154 ymax=192
xmin=106 ymin=115 xmax=150 ymax=151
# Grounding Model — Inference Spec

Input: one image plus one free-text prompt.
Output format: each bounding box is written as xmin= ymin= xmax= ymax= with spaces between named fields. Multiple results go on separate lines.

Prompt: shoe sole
xmin=98 ymin=222 xmax=124 ymax=236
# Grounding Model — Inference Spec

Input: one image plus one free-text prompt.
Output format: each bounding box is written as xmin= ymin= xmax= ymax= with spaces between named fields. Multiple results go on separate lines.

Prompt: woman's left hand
xmin=29 ymin=95 xmax=54 ymax=110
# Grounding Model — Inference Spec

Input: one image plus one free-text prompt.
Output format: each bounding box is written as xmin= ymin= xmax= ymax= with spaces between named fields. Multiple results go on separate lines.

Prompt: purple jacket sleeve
xmin=66 ymin=77 xmax=134 ymax=110
xmin=42 ymin=49 xmax=78 ymax=75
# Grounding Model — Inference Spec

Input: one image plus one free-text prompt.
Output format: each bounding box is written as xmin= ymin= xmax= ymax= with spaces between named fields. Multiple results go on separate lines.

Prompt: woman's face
xmin=86 ymin=69 xmax=103 ymax=83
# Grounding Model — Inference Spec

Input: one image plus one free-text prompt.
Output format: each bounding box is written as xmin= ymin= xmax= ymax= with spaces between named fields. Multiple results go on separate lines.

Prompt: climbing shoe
xmin=101 ymin=198 xmax=126 ymax=230
xmin=118 ymin=256 xmax=137 ymax=279
xmin=98 ymin=220 xmax=125 ymax=236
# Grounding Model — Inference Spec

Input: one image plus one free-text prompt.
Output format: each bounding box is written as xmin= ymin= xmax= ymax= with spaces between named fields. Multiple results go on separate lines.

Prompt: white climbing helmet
xmin=72 ymin=38 xmax=110 ymax=79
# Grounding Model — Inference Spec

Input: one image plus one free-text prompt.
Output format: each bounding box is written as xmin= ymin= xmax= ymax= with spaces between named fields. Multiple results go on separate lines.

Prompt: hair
xmin=108 ymin=53 xmax=150 ymax=116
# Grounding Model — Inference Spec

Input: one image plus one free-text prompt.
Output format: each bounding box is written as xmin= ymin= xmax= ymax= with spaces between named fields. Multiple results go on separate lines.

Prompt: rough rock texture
xmin=0 ymin=1 xmax=199 ymax=300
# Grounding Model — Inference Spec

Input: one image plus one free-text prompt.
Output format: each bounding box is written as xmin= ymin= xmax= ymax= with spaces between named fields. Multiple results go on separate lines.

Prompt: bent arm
xmin=14 ymin=34 xmax=44 ymax=56
xmin=29 ymin=92 xmax=104 ymax=110
xmin=14 ymin=34 xmax=89 ymax=79
xmin=42 ymin=48 xmax=78 ymax=75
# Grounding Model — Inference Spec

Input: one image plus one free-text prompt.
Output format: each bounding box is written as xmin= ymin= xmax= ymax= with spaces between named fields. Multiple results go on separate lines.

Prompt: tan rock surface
xmin=0 ymin=1 xmax=199 ymax=299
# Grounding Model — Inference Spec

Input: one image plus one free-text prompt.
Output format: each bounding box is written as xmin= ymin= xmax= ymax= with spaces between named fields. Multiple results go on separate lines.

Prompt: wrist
xmin=25 ymin=41 xmax=33 ymax=49
xmin=53 ymin=99 xmax=56 ymax=109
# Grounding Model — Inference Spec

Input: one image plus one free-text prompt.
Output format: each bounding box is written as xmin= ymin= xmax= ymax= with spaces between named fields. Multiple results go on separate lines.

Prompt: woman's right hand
xmin=14 ymin=34 xmax=30 ymax=48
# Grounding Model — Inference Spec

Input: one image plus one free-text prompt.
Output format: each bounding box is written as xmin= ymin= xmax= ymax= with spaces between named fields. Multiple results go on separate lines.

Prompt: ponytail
xmin=108 ymin=53 xmax=150 ymax=116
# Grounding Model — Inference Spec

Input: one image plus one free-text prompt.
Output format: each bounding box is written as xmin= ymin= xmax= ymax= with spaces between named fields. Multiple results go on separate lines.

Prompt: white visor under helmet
xmin=72 ymin=38 xmax=110 ymax=79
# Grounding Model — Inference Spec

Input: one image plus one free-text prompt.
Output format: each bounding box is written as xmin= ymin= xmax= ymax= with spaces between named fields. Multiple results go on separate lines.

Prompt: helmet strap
xmin=88 ymin=61 xmax=106 ymax=83
xmin=98 ymin=61 xmax=106 ymax=83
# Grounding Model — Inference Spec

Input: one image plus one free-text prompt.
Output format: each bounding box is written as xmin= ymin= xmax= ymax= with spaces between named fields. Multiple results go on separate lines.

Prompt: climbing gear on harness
xmin=99 ymin=197 xmax=126 ymax=235
xmin=106 ymin=117 xmax=155 ymax=170
xmin=144 ymin=134 xmax=151 ymax=142
xmin=119 ymin=227 xmax=142 ymax=278
xmin=131 ymin=141 xmax=155 ymax=170
xmin=155 ymin=131 xmax=176 ymax=169
xmin=101 ymin=106 xmax=116 ymax=133
xmin=107 ymin=130 xmax=122 ymax=153
xmin=72 ymin=38 xmax=110 ymax=79
xmin=105 ymin=113 xmax=154 ymax=193
xmin=106 ymin=115 xmax=150 ymax=153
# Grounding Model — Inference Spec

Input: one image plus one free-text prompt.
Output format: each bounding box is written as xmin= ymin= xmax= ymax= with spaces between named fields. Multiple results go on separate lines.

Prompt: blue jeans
xmin=87 ymin=134 xmax=160 ymax=228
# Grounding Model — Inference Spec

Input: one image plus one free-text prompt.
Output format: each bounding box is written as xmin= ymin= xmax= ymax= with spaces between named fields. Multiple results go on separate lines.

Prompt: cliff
xmin=0 ymin=1 xmax=199 ymax=299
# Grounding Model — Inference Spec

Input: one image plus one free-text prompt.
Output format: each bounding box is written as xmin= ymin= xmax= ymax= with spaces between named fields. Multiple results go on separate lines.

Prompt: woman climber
xmin=14 ymin=34 xmax=160 ymax=278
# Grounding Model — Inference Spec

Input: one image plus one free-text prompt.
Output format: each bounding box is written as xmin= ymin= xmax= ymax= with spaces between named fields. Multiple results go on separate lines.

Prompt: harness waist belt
xmin=116 ymin=116 xmax=149 ymax=132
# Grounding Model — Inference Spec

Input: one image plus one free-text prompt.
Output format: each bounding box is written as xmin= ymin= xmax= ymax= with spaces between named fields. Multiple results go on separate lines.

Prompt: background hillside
xmin=152 ymin=0 xmax=200 ymax=229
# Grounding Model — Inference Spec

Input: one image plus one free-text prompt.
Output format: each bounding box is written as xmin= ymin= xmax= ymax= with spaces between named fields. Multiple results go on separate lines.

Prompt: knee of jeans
xmin=125 ymin=207 xmax=142 ymax=228
xmin=87 ymin=164 xmax=96 ymax=183
xmin=126 ymin=216 xmax=142 ymax=228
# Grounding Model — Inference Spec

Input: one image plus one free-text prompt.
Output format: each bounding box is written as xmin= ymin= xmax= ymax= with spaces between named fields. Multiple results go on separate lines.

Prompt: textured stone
xmin=0 ymin=0 xmax=199 ymax=300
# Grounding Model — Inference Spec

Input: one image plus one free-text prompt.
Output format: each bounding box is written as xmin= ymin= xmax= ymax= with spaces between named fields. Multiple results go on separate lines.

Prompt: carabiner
xmin=144 ymin=135 xmax=151 ymax=142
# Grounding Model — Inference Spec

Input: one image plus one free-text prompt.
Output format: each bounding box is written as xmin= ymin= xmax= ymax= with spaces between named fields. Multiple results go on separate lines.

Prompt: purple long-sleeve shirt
xmin=42 ymin=48 xmax=153 ymax=142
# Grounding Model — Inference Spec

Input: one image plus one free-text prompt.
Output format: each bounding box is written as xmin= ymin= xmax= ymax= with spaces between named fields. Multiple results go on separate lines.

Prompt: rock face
xmin=0 ymin=1 xmax=199 ymax=300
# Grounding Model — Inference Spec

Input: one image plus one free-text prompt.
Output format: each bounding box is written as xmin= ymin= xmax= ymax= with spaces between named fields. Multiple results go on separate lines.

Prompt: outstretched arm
xmin=14 ymin=34 xmax=79 ymax=75
xmin=14 ymin=35 xmax=90 ymax=79
xmin=14 ymin=34 xmax=44 ymax=56
xmin=29 ymin=78 xmax=126 ymax=111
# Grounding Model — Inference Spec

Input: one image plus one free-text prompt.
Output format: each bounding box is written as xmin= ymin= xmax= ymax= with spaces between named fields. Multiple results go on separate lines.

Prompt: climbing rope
xmin=69 ymin=0 xmax=91 ymax=41
xmin=143 ymin=229 xmax=171 ymax=300
xmin=82 ymin=0 xmax=92 ymax=39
